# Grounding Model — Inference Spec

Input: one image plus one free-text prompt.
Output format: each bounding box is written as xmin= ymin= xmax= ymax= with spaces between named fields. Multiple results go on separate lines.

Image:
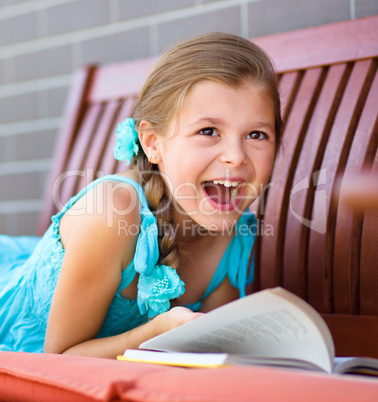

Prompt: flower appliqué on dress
xmin=138 ymin=264 xmax=185 ymax=319
xmin=113 ymin=118 xmax=139 ymax=164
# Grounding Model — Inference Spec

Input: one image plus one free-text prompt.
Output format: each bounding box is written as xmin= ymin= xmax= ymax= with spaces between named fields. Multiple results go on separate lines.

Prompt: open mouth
xmin=201 ymin=179 xmax=243 ymax=207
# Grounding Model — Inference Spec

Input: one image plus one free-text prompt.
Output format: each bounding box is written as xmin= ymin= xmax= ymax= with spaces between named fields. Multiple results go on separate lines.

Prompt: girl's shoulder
xmin=58 ymin=171 xmax=145 ymax=256
xmin=100 ymin=169 xmax=142 ymax=187
xmin=65 ymin=170 xmax=144 ymax=216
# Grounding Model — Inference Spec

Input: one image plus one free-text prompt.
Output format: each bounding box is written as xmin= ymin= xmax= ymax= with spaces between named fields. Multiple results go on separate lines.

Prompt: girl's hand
xmin=154 ymin=306 xmax=204 ymax=334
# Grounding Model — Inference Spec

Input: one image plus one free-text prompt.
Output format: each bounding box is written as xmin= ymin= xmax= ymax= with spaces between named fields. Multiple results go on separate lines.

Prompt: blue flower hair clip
xmin=113 ymin=118 xmax=139 ymax=165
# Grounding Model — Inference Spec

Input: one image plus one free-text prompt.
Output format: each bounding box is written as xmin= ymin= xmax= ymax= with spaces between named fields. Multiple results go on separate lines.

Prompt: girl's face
xmin=156 ymin=79 xmax=276 ymax=232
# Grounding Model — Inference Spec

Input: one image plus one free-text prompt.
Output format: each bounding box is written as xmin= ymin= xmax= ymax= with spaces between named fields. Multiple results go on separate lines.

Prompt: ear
xmin=138 ymin=120 xmax=162 ymax=163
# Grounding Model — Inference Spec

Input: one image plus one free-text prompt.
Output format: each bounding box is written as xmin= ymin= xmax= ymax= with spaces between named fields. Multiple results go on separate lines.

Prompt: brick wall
xmin=0 ymin=0 xmax=377 ymax=235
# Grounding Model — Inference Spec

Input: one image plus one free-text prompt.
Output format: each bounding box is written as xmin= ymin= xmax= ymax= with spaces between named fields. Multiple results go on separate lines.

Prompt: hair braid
xmin=137 ymin=153 xmax=181 ymax=270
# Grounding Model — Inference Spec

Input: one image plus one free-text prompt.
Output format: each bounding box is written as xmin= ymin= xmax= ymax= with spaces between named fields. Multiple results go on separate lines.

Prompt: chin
xmin=196 ymin=213 xmax=244 ymax=235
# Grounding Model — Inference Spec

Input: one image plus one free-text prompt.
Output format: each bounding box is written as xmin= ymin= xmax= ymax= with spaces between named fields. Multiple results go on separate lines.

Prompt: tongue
xmin=205 ymin=183 xmax=231 ymax=204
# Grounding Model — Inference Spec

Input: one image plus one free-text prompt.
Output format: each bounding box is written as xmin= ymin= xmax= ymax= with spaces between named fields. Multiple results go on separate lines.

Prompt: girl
xmin=0 ymin=32 xmax=282 ymax=357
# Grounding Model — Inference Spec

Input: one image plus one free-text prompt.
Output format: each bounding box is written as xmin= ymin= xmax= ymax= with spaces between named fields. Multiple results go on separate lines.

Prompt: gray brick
xmin=16 ymin=211 xmax=40 ymax=236
xmin=37 ymin=90 xmax=49 ymax=120
xmin=13 ymin=45 xmax=72 ymax=82
xmin=39 ymin=169 xmax=48 ymax=196
xmin=355 ymin=0 xmax=378 ymax=18
xmin=158 ymin=6 xmax=242 ymax=53
xmin=1 ymin=0 xmax=28 ymax=5
xmin=2 ymin=134 xmax=17 ymax=162
xmin=4 ymin=215 xmax=17 ymax=236
xmin=48 ymin=86 xmax=69 ymax=118
xmin=248 ymin=0 xmax=350 ymax=37
xmin=81 ymin=27 xmax=150 ymax=65
xmin=0 ymin=137 xmax=5 ymax=162
xmin=0 ymin=171 xmax=44 ymax=201
xmin=0 ymin=60 xmax=3 ymax=85
xmin=0 ymin=92 xmax=38 ymax=123
xmin=4 ymin=129 xmax=57 ymax=161
xmin=46 ymin=0 xmax=109 ymax=36
xmin=0 ymin=213 xmax=5 ymax=234
xmin=0 ymin=12 xmax=37 ymax=46
xmin=0 ymin=211 xmax=40 ymax=236
xmin=2 ymin=58 xmax=14 ymax=84
xmin=118 ymin=0 xmax=194 ymax=20
xmin=37 ymin=86 xmax=69 ymax=119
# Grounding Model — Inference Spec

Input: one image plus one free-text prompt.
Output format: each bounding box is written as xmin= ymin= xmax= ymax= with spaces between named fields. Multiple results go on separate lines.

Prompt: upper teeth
xmin=213 ymin=180 xmax=240 ymax=187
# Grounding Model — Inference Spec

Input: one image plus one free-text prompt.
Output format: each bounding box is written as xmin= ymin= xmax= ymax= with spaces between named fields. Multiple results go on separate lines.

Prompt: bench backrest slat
xmin=280 ymin=63 xmax=346 ymax=301
xmin=334 ymin=72 xmax=378 ymax=315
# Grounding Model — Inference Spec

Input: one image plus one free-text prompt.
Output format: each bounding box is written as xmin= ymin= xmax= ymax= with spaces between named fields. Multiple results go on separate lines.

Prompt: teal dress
xmin=0 ymin=175 xmax=256 ymax=353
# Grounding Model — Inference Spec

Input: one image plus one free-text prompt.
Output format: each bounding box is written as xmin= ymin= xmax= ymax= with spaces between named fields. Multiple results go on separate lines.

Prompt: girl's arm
xmin=44 ymin=183 xmax=201 ymax=358
xmin=57 ymin=306 xmax=202 ymax=358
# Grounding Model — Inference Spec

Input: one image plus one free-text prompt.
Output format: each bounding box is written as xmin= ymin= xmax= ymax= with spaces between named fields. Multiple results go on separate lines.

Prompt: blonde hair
xmin=133 ymin=32 xmax=283 ymax=271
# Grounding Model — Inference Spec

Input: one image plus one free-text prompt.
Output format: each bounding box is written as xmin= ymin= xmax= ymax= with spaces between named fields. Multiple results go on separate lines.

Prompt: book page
xmin=120 ymin=350 xmax=325 ymax=371
xmin=334 ymin=357 xmax=378 ymax=376
xmin=119 ymin=350 xmax=229 ymax=368
xmin=119 ymin=350 xmax=378 ymax=374
xmin=140 ymin=288 xmax=334 ymax=373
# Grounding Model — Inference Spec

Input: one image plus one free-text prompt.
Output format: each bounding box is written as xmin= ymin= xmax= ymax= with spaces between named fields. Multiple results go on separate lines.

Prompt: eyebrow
xmin=253 ymin=122 xmax=275 ymax=132
xmin=190 ymin=117 xmax=225 ymax=127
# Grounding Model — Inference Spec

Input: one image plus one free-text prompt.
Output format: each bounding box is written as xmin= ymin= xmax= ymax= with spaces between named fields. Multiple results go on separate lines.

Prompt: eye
xmin=247 ymin=131 xmax=268 ymax=140
xmin=198 ymin=127 xmax=218 ymax=136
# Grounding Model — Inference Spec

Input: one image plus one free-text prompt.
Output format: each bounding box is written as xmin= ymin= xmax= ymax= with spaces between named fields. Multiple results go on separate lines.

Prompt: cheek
xmin=160 ymin=160 xmax=199 ymax=200
xmin=252 ymin=149 xmax=275 ymax=178
xmin=263 ymin=153 xmax=276 ymax=179
xmin=248 ymin=153 xmax=275 ymax=201
xmin=175 ymin=182 xmax=200 ymax=200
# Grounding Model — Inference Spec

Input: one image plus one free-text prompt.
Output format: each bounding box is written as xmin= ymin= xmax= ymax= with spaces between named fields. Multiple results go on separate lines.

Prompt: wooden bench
xmin=38 ymin=15 xmax=378 ymax=358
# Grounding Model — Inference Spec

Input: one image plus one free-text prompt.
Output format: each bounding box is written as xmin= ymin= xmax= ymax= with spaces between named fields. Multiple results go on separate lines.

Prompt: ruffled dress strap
xmin=226 ymin=212 xmax=257 ymax=296
xmin=102 ymin=177 xmax=185 ymax=319
xmin=187 ymin=211 xmax=256 ymax=311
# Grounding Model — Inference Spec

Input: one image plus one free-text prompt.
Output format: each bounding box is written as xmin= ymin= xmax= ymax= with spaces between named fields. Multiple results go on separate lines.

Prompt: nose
xmin=219 ymin=137 xmax=248 ymax=167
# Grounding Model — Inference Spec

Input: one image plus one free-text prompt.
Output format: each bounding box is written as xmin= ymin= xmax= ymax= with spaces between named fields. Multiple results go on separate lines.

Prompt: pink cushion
xmin=0 ymin=351 xmax=377 ymax=401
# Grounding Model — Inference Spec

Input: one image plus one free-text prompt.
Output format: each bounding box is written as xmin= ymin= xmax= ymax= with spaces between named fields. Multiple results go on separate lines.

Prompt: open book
xmin=118 ymin=287 xmax=378 ymax=375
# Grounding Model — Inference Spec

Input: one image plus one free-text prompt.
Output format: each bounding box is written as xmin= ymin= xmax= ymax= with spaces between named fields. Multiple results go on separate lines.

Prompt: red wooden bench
xmin=38 ymin=15 xmax=378 ymax=358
